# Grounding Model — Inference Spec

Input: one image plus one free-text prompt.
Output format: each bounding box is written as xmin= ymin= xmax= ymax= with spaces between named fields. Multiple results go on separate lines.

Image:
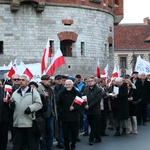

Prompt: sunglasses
xmin=13 ymin=78 xmax=20 ymax=81
xmin=20 ymin=79 xmax=26 ymax=81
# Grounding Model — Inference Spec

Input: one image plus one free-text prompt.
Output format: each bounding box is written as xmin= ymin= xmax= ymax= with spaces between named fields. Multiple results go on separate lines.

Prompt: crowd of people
xmin=0 ymin=71 xmax=150 ymax=150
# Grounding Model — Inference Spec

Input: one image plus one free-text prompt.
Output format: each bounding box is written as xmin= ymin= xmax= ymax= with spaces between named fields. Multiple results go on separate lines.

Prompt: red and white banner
xmin=82 ymin=96 xmax=87 ymax=102
xmin=46 ymin=49 xmax=65 ymax=76
xmin=74 ymin=96 xmax=83 ymax=106
xmin=101 ymin=64 xmax=108 ymax=79
xmin=41 ymin=39 xmax=52 ymax=74
xmin=95 ymin=58 xmax=100 ymax=78
xmin=5 ymin=84 xmax=12 ymax=92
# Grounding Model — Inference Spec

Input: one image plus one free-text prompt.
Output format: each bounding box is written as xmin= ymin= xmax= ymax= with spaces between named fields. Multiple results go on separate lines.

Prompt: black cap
xmin=61 ymin=75 xmax=68 ymax=79
xmin=41 ymin=75 xmax=50 ymax=80
xmin=132 ymin=71 xmax=138 ymax=75
xmin=124 ymin=74 xmax=130 ymax=79
xmin=29 ymin=81 xmax=38 ymax=88
xmin=55 ymin=75 xmax=62 ymax=80
xmin=75 ymin=74 xmax=82 ymax=78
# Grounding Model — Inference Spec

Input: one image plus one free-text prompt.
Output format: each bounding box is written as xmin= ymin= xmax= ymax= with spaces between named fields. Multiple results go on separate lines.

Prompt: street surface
xmin=7 ymin=122 xmax=150 ymax=150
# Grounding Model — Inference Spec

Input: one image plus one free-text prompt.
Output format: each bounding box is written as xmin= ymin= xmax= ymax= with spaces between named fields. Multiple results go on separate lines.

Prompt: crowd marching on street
xmin=0 ymin=71 xmax=150 ymax=150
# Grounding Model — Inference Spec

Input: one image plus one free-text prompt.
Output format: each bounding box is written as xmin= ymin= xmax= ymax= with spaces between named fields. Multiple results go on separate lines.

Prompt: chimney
xmin=143 ymin=17 xmax=150 ymax=25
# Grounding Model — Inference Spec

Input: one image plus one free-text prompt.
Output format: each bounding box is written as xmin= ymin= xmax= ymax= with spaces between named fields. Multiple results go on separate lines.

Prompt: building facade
xmin=114 ymin=17 xmax=150 ymax=76
xmin=0 ymin=0 xmax=123 ymax=76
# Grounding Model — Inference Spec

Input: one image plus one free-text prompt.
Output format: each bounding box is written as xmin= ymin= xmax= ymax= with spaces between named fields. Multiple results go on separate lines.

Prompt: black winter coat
xmin=83 ymin=84 xmax=102 ymax=115
xmin=0 ymin=87 xmax=12 ymax=123
xmin=116 ymin=83 xmax=129 ymax=120
xmin=136 ymin=79 xmax=150 ymax=104
xmin=57 ymin=87 xmax=82 ymax=122
xmin=128 ymin=87 xmax=138 ymax=116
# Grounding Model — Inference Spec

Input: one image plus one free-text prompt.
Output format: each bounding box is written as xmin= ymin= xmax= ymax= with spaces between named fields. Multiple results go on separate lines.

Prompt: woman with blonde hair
xmin=126 ymin=79 xmax=139 ymax=134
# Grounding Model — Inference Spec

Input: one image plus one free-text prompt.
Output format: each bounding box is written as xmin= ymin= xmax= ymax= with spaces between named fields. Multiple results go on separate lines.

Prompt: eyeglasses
xmin=20 ymin=79 xmax=26 ymax=81
xmin=13 ymin=78 xmax=20 ymax=81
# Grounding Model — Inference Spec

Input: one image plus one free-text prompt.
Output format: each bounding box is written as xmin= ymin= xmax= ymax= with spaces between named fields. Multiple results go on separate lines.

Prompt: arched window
xmin=60 ymin=40 xmax=73 ymax=57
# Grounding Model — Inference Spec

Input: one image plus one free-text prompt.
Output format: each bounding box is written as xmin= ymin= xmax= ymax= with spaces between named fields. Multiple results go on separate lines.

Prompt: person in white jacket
xmin=10 ymin=74 xmax=43 ymax=150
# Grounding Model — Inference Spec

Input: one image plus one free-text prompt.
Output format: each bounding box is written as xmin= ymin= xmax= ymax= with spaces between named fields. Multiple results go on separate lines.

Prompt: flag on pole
xmin=95 ymin=58 xmax=100 ymax=78
xmin=7 ymin=59 xmax=17 ymax=79
xmin=74 ymin=96 xmax=83 ymax=106
xmin=112 ymin=65 xmax=119 ymax=78
xmin=101 ymin=64 xmax=108 ymax=79
xmin=46 ymin=49 xmax=65 ymax=76
xmin=41 ymin=39 xmax=52 ymax=74
xmin=108 ymin=64 xmax=119 ymax=86
xmin=5 ymin=91 xmax=11 ymax=103
xmin=17 ymin=61 xmax=33 ymax=80
xmin=4 ymin=84 xmax=12 ymax=92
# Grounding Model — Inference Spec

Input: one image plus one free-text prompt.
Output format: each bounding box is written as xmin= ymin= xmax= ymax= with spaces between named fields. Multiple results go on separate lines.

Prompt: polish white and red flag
xmin=7 ymin=59 xmax=17 ymax=79
xmin=5 ymin=91 xmax=11 ymax=103
xmin=46 ymin=49 xmax=65 ymax=76
xmin=82 ymin=96 xmax=87 ymax=103
xmin=17 ymin=61 xmax=33 ymax=80
xmin=101 ymin=64 xmax=108 ymax=79
xmin=74 ymin=96 xmax=84 ymax=106
xmin=95 ymin=58 xmax=100 ymax=78
xmin=108 ymin=65 xmax=119 ymax=86
xmin=4 ymin=84 xmax=12 ymax=93
xmin=41 ymin=39 xmax=52 ymax=74
xmin=112 ymin=65 xmax=119 ymax=78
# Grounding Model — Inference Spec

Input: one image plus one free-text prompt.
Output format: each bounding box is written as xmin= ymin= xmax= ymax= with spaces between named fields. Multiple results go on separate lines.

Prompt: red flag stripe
xmin=46 ymin=49 xmax=65 ymax=76
xmin=74 ymin=96 xmax=83 ymax=106
xmin=23 ymin=68 xmax=33 ymax=80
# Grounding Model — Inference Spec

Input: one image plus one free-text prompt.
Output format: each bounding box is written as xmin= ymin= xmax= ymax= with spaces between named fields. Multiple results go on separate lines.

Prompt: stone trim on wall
xmin=58 ymin=31 xmax=78 ymax=42
xmin=10 ymin=0 xmax=45 ymax=12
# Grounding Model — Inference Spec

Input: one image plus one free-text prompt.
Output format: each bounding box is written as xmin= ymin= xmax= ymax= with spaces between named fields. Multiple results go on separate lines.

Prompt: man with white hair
xmin=111 ymin=77 xmax=129 ymax=136
xmin=57 ymin=79 xmax=82 ymax=150
xmin=10 ymin=74 xmax=43 ymax=150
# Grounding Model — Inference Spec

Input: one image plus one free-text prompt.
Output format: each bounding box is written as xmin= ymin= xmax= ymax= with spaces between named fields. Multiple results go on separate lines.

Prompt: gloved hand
xmin=9 ymin=101 xmax=16 ymax=109
xmin=24 ymin=107 xmax=31 ymax=115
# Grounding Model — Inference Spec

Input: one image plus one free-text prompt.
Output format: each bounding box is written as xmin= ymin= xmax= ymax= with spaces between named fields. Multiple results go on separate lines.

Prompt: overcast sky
xmin=120 ymin=0 xmax=150 ymax=24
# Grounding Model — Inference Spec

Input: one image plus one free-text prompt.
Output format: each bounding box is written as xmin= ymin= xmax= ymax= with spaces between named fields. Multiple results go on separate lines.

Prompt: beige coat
xmin=12 ymin=87 xmax=43 ymax=128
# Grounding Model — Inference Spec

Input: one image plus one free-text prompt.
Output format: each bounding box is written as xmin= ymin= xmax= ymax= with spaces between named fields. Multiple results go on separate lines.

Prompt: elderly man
xmin=111 ymin=77 xmax=129 ymax=136
xmin=9 ymin=74 xmax=42 ymax=150
xmin=38 ymin=75 xmax=57 ymax=150
xmin=57 ymin=79 xmax=82 ymax=150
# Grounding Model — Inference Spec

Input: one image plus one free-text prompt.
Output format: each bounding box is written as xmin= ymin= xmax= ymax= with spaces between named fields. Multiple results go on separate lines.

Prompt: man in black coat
xmin=54 ymin=75 xmax=65 ymax=149
xmin=57 ymin=79 xmax=82 ymax=150
xmin=83 ymin=76 xmax=102 ymax=145
xmin=136 ymin=73 xmax=150 ymax=125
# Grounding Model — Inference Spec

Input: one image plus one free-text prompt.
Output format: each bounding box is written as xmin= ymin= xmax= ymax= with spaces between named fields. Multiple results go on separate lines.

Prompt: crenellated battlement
xmin=0 ymin=0 xmax=123 ymax=24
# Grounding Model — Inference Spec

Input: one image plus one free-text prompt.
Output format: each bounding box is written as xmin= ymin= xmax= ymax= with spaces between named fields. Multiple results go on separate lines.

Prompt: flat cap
xmin=75 ymin=74 xmax=82 ymax=78
xmin=55 ymin=75 xmax=62 ymax=80
xmin=132 ymin=71 xmax=138 ymax=74
xmin=41 ymin=75 xmax=50 ymax=80
xmin=124 ymin=74 xmax=131 ymax=79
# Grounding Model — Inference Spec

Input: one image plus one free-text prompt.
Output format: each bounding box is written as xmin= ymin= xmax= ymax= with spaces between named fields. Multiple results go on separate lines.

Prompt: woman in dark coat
xmin=111 ymin=77 xmax=129 ymax=136
xmin=125 ymin=79 xmax=139 ymax=134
